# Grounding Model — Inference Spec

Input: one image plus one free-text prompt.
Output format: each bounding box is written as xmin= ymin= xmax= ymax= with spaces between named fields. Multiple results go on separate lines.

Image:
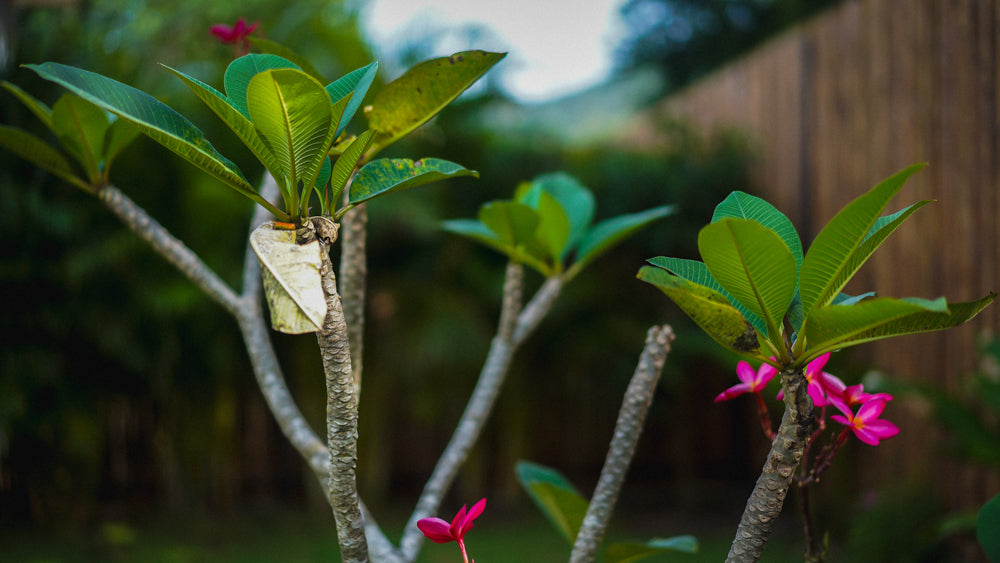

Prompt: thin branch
xmin=570 ymin=325 xmax=675 ymax=563
xmin=726 ymin=366 xmax=816 ymax=563
xmin=315 ymin=240 xmax=368 ymax=563
xmin=399 ymin=262 xmax=531 ymax=561
xmin=339 ymin=201 xmax=367 ymax=398
xmin=97 ymin=184 xmax=241 ymax=316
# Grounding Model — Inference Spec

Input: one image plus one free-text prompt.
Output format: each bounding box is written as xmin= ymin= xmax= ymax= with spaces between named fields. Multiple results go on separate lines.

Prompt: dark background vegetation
xmin=6 ymin=0 xmax=979 ymax=561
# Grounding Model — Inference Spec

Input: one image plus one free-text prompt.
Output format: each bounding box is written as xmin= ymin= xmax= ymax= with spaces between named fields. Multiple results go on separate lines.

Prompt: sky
xmin=360 ymin=0 xmax=628 ymax=103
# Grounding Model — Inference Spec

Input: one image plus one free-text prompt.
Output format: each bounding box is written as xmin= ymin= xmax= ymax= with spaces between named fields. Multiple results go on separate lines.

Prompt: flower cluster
xmin=210 ymin=18 xmax=259 ymax=56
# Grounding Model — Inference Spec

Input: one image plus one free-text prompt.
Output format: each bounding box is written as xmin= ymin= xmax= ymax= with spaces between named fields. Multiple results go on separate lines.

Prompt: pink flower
xmin=715 ymin=360 xmax=777 ymax=402
xmin=418 ymin=498 xmax=486 ymax=563
xmin=830 ymin=398 xmax=900 ymax=445
xmin=210 ymin=18 xmax=259 ymax=44
xmin=777 ymin=353 xmax=845 ymax=407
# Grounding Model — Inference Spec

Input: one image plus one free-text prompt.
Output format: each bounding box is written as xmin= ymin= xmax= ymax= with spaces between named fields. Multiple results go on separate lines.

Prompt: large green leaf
xmin=247 ymin=68 xmax=336 ymax=218
xmin=976 ymin=493 xmax=1000 ymax=562
xmin=534 ymin=190 xmax=571 ymax=265
xmin=798 ymin=163 xmax=925 ymax=320
xmin=328 ymin=129 xmax=375 ymax=208
xmin=712 ymin=190 xmax=802 ymax=269
xmin=346 ymin=157 xmax=478 ymax=208
xmin=3 ymin=81 xmax=55 ymax=131
xmin=0 ymin=125 xmax=89 ymax=191
xmin=51 ymin=93 xmax=109 ymax=183
xmin=802 ymin=293 xmax=995 ymax=362
xmin=569 ymin=205 xmax=675 ymax=277
xmin=364 ymin=50 xmax=505 ymax=152
xmin=521 ymin=172 xmax=595 ymax=258
xmin=515 ymin=461 xmax=588 ymax=544
xmin=163 ymin=64 xmax=278 ymax=182
xmin=638 ymin=266 xmax=766 ymax=361
xmin=24 ymin=62 xmax=283 ymax=216
xmin=699 ymin=218 xmax=797 ymax=345
xmin=102 ymin=117 xmax=140 ymax=173
xmin=224 ymin=54 xmax=301 ymax=117
xmin=605 ymin=536 xmax=700 ymax=563
xmin=646 ymin=255 xmax=766 ymax=336
xmin=326 ymin=62 xmax=379 ymax=139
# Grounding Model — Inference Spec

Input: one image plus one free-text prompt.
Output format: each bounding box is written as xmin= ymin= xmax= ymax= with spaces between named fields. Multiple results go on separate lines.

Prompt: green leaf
xmin=24 ymin=62 xmax=283 ymax=217
xmin=3 ymin=81 xmax=54 ymax=131
xmin=802 ymin=293 xmax=996 ymax=362
xmin=51 ymin=93 xmax=109 ymax=183
xmin=535 ymin=190 xmax=571 ymax=265
xmin=647 ymin=255 xmax=767 ymax=336
xmin=570 ymin=205 xmax=675 ymax=276
xmin=224 ymin=54 xmax=301 ymax=118
xmin=101 ymin=117 xmax=140 ymax=174
xmin=521 ymin=172 xmax=595 ymax=258
xmin=326 ymin=62 xmax=379 ymax=139
xmin=515 ymin=461 xmax=588 ymax=544
xmin=476 ymin=201 xmax=552 ymax=273
xmin=347 ymin=157 xmax=478 ymax=207
xmin=328 ymin=129 xmax=375 ymax=208
xmin=365 ymin=50 xmax=505 ymax=152
xmin=162 ymin=64 xmax=279 ymax=186
xmin=247 ymin=37 xmax=326 ymax=83
xmin=247 ymin=68 xmax=336 ymax=219
xmin=713 ymin=190 xmax=802 ymax=269
xmin=0 ymin=125 xmax=89 ymax=191
xmin=976 ymin=493 xmax=1000 ymax=562
xmin=638 ymin=266 xmax=766 ymax=361
xmin=798 ymin=163 xmax=926 ymax=320
xmin=605 ymin=536 xmax=700 ymax=563
xmin=699 ymin=218 xmax=797 ymax=345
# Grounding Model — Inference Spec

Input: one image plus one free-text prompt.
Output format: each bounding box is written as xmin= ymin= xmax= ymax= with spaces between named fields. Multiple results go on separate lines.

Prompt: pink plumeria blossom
xmin=830 ymin=398 xmax=900 ymax=446
xmin=210 ymin=18 xmax=259 ymax=44
xmin=838 ymin=383 xmax=893 ymax=407
xmin=777 ymin=353 xmax=845 ymax=407
xmin=715 ymin=360 xmax=777 ymax=402
xmin=418 ymin=498 xmax=486 ymax=563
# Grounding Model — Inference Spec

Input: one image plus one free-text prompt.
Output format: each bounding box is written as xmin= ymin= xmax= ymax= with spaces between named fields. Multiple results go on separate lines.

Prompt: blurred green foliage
xmin=1 ymin=0 xmax=759 ymax=530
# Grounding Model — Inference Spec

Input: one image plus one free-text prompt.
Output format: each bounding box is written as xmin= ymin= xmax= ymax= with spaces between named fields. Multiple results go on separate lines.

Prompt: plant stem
xmin=570 ymin=325 xmax=675 ymax=563
xmin=339 ymin=201 xmax=367 ymax=399
xmin=315 ymin=241 xmax=368 ymax=562
xmin=726 ymin=365 xmax=816 ymax=563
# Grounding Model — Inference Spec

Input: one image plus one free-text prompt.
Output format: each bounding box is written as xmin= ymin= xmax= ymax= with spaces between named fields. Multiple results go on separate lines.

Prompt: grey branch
xmin=339 ymin=202 xmax=367 ymax=398
xmin=399 ymin=262 xmax=539 ymax=561
xmin=570 ymin=325 xmax=675 ymax=563
xmin=726 ymin=366 xmax=816 ymax=563
xmin=316 ymin=245 xmax=368 ymax=563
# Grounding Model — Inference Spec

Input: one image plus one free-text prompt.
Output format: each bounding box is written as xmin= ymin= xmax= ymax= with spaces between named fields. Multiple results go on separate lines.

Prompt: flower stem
xmin=753 ymin=392 xmax=775 ymax=441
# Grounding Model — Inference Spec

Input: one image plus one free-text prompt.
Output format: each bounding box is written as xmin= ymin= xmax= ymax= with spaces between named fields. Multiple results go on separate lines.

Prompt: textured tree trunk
xmin=339 ymin=202 xmax=367 ymax=398
xmin=316 ymin=242 xmax=368 ymax=563
xmin=726 ymin=365 xmax=815 ymax=563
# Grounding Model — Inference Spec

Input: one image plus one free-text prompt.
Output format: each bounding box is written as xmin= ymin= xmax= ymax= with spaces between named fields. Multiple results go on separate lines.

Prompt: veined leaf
xmin=24 ymin=62 xmax=284 ymax=217
xmin=328 ymin=129 xmax=375 ymax=207
xmin=247 ymin=68 xmax=335 ymax=218
xmin=712 ymin=190 xmax=802 ymax=269
xmin=3 ymin=81 xmax=55 ymax=131
xmin=326 ymin=61 xmax=379 ymax=139
xmin=535 ymin=190 xmax=571 ymax=265
xmin=51 ymin=93 xmax=109 ymax=183
xmin=475 ymin=202 xmax=551 ymax=274
xmin=520 ymin=172 xmax=595 ymax=258
xmin=802 ymin=293 xmax=995 ymax=362
xmin=568 ymin=205 xmax=674 ymax=277
xmin=605 ymin=536 xmax=700 ymax=563
xmin=646 ymin=255 xmax=767 ymax=336
xmin=163 ymin=64 xmax=279 ymax=182
xmin=515 ymin=461 xmax=588 ymax=544
xmin=0 ymin=125 xmax=89 ymax=191
xmin=247 ymin=37 xmax=326 ymax=83
xmin=442 ymin=218 xmax=555 ymax=274
xmin=638 ymin=266 xmax=766 ymax=361
xmin=365 ymin=50 xmax=505 ymax=152
xmin=699 ymin=218 xmax=797 ymax=346
xmin=224 ymin=54 xmax=301 ymax=118
xmin=346 ymin=157 xmax=478 ymax=208
xmin=798 ymin=163 xmax=926 ymax=319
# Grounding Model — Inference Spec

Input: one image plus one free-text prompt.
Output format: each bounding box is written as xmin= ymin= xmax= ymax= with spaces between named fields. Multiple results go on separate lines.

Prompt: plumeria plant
xmin=1 ymin=25 xmax=688 ymax=563
xmin=417 ymin=498 xmax=487 ymax=563
xmin=639 ymin=163 xmax=995 ymax=562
